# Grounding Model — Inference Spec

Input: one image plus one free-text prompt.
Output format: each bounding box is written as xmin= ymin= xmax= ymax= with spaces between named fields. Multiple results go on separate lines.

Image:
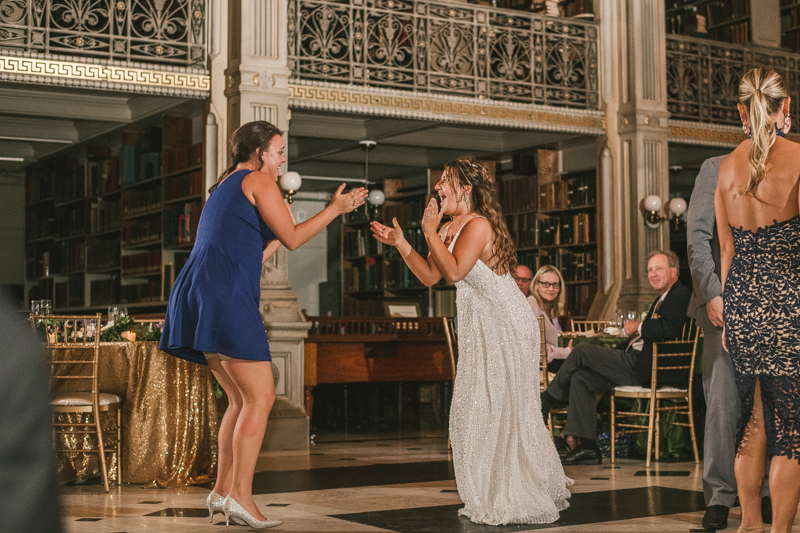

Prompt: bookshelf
xmin=339 ymin=176 xmax=457 ymax=317
xmin=23 ymin=112 xmax=204 ymax=313
xmin=665 ymin=0 xmax=750 ymax=43
xmin=501 ymin=150 xmax=598 ymax=319
xmin=782 ymin=0 xmax=800 ymax=51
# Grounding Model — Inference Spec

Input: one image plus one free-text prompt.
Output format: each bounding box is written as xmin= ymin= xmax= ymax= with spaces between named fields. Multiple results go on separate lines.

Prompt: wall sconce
xmin=280 ymin=171 xmax=302 ymax=204
xmin=642 ymin=195 xmax=687 ymax=229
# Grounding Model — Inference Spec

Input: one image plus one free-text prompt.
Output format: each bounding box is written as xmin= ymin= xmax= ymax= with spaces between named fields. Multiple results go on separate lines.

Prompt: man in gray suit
xmin=687 ymin=156 xmax=769 ymax=530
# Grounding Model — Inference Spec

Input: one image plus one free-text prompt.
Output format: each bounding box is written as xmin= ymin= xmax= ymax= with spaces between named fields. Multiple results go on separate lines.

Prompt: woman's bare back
xmin=717 ymin=137 xmax=800 ymax=232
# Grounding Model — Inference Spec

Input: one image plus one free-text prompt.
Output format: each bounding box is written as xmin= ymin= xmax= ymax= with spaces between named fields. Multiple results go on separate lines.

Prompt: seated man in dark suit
xmin=541 ymin=250 xmax=692 ymax=465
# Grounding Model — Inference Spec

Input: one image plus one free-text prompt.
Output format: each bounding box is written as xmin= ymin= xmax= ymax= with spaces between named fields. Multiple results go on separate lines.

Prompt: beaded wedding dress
xmin=447 ymin=224 xmax=572 ymax=525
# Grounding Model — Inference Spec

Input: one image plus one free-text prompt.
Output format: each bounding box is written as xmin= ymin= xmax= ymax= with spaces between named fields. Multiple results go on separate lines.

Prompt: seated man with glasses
xmin=540 ymin=250 xmax=692 ymax=465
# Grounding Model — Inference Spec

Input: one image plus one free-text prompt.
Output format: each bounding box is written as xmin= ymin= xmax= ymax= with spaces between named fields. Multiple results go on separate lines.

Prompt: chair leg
xmin=548 ymin=412 xmax=554 ymax=440
xmin=94 ymin=412 xmax=110 ymax=493
xmin=654 ymin=402 xmax=661 ymax=462
xmin=610 ymin=394 xmax=616 ymax=464
xmin=117 ymin=409 xmax=123 ymax=484
xmin=688 ymin=397 xmax=699 ymax=463
xmin=645 ymin=398 xmax=656 ymax=469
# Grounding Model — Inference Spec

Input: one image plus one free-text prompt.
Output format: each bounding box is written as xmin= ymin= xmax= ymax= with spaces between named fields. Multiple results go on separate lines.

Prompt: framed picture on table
xmin=383 ymin=300 xmax=421 ymax=318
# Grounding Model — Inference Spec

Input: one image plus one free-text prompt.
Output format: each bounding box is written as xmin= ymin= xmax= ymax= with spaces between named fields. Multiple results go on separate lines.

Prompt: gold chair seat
xmin=51 ymin=392 xmax=123 ymax=407
xmin=613 ymin=385 xmax=686 ymax=394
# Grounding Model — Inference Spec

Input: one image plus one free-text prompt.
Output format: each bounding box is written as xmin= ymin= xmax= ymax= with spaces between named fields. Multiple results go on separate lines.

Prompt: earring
xmin=784 ymin=115 xmax=792 ymax=135
xmin=742 ymin=120 xmax=750 ymax=138
xmin=462 ymin=193 xmax=467 ymax=203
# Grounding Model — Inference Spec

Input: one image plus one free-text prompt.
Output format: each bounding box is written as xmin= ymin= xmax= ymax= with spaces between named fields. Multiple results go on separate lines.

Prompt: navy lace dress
xmin=724 ymin=216 xmax=800 ymax=459
xmin=159 ymin=169 xmax=276 ymax=365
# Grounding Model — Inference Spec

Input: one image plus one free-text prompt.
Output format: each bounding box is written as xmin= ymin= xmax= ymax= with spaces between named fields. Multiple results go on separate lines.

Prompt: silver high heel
xmin=222 ymin=495 xmax=283 ymax=529
xmin=206 ymin=490 xmax=224 ymax=522
xmin=207 ymin=491 xmax=245 ymax=525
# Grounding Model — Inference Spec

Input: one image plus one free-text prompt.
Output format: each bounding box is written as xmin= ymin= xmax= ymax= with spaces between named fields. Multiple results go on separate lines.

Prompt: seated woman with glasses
xmin=526 ymin=265 xmax=572 ymax=372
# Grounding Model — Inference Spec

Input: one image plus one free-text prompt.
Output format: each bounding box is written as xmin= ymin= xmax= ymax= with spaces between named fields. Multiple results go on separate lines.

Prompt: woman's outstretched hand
xmin=421 ymin=197 xmax=443 ymax=237
xmin=331 ymin=184 xmax=369 ymax=214
xmin=371 ymin=218 xmax=406 ymax=248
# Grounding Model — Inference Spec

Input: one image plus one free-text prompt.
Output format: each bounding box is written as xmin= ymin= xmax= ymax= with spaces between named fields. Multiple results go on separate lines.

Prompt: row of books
xmin=165 ymin=171 xmax=203 ymax=202
xmin=27 ymin=207 xmax=54 ymax=241
xmin=705 ymin=0 xmax=749 ymax=27
xmin=54 ymin=160 xmax=86 ymax=203
xmin=26 ymin=167 xmax=55 ymax=204
xmin=498 ymin=175 xmax=538 ymax=214
xmin=163 ymin=142 xmax=203 ymax=175
xmin=538 ymin=175 xmax=597 ymax=211
xmin=54 ymin=275 xmax=85 ymax=309
xmin=163 ymin=201 xmax=202 ymax=247
xmin=123 ymin=218 xmax=162 ymax=247
xmin=86 ymin=240 xmax=120 ymax=272
xmin=520 ymin=212 xmax=595 ymax=247
xmin=25 ymin=245 xmax=50 ymax=278
xmin=517 ymin=248 xmax=598 ymax=283
xmin=90 ymin=276 xmax=117 ymax=306
xmin=124 ymin=187 xmax=162 ymax=216
xmin=384 ymin=227 xmax=427 ymax=259
xmin=54 ymin=240 xmax=85 ymax=274
xmin=120 ymin=146 xmax=161 ymax=185
xmin=54 ymin=205 xmax=85 ymax=239
xmin=383 ymin=258 xmax=426 ymax=290
xmin=89 ymin=199 xmax=121 ymax=234
xmin=343 ymin=260 xmax=382 ymax=292
xmin=709 ymin=21 xmax=749 ymax=43
xmin=121 ymin=250 xmax=162 ymax=275
xmin=558 ymin=0 xmax=593 ymax=17
xmin=119 ymin=279 xmax=162 ymax=304
xmin=381 ymin=199 xmax=427 ymax=228
xmin=86 ymin=158 xmax=119 ymax=197
xmin=782 ymin=31 xmax=800 ymax=51
xmin=343 ymin=227 xmax=384 ymax=257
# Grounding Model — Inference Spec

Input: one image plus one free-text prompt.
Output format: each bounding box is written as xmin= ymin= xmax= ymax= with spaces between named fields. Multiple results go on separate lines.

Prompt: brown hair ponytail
xmin=443 ymin=156 xmax=517 ymax=275
xmin=209 ymin=121 xmax=283 ymax=194
xmin=738 ymin=68 xmax=789 ymax=196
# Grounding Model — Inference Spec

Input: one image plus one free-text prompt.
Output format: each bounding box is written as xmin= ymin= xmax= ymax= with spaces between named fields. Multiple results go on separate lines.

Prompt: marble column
xmin=226 ymin=0 xmax=310 ymax=451
xmin=593 ymin=0 xmax=671 ymax=318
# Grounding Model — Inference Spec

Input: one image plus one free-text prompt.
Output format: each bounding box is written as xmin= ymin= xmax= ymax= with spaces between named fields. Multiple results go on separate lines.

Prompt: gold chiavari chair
xmin=30 ymin=314 xmax=123 ymax=492
xmin=571 ymin=319 xmax=611 ymax=334
xmin=610 ymin=319 xmax=700 ymax=467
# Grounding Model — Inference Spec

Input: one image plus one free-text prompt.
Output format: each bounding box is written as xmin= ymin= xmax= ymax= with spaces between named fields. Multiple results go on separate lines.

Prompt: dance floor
xmin=60 ymin=433 xmax=739 ymax=533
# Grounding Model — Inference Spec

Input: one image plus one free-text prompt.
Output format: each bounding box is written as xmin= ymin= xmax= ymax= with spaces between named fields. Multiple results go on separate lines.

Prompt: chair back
xmin=30 ymin=314 xmax=102 ymax=395
xmin=650 ymin=318 xmax=699 ymax=390
xmin=443 ymin=316 xmax=458 ymax=383
xmin=571 ymin=319 xmax=610 ymax=333
xmin=538 ymin=315 xmax=549 ymax=390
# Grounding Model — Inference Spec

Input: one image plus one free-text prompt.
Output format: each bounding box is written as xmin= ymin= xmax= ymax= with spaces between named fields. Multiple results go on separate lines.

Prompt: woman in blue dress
xmin=160 ymin=121 xmax=367 ymax=529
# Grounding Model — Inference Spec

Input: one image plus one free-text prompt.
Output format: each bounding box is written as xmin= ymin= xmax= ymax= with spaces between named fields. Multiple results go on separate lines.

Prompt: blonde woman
xmin=715 ymin=67 xmax=800 ymax=533
xmin=527 ymin=265 xmax=572 ymax=369
xmin=371 ymin=156 xmax=571 ymax=525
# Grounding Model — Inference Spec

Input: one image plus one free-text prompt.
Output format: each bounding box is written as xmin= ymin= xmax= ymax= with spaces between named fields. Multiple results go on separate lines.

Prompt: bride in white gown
xmin=371 ymin=156 xmax=572 ymax=525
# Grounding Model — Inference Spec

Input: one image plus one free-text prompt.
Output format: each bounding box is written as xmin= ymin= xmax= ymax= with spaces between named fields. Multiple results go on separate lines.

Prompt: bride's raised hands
xmin=421 ymin=197 xmax=445 ymax=238
xmin=370 ymin=218 xmax=406 ymax=248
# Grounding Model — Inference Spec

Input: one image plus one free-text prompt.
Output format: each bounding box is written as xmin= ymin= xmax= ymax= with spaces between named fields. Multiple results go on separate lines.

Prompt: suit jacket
xmin=633 ymin=280 xmax=693 ymax=388
xmin=686 ymin=155 xmax=726 ymax=332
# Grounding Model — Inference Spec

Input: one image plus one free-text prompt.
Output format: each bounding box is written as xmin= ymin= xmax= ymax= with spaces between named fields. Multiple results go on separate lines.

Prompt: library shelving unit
xmin=24 ymin=113 xmax=204 ymax=313
xmin=781 ymin=0 xmax=800 ymax=51
xmin=500 ymin=150 xmax=598 ymax=319
xmin=339 ymin=176 xmax=456 ymax=317
xmin=665 ymin=0 xmax=750 ymax=43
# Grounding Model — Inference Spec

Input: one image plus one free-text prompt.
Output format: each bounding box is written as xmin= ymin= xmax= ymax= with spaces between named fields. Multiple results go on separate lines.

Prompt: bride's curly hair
xmin=443 ymin=156 xmax=517 ymax=275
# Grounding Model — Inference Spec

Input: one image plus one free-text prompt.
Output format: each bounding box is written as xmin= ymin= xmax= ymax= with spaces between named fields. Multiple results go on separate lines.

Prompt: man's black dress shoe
xmin=762 ymin=495 xmax=772 ymax=524
xmin=701 ymin=505 xmax=729 ymax=530
xmin=553 ymin=436 xmax=570 ymax=458
xmin=561 ymin=444 xmax=602 ymax=465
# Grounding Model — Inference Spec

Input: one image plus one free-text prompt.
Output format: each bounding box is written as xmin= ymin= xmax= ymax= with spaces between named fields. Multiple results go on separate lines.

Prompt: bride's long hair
xmin=443 ymin=156 xmax=517 ymax=275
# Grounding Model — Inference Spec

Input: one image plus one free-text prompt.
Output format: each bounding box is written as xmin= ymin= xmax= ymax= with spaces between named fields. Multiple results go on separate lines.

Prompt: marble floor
xmin=60 ymin=433 xmax=775 ymax=533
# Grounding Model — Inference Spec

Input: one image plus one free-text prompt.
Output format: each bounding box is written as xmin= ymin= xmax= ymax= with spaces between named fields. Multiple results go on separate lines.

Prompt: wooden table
xmin=303 ymin=317 xmax=452 ymax=421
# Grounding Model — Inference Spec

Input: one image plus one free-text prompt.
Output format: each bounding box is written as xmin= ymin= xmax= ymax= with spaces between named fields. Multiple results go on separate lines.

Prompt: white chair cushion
xmin=613 ymin=385 xmax=686 ymax=393
xmin=51 ymin=392 xmax=123 ymax=407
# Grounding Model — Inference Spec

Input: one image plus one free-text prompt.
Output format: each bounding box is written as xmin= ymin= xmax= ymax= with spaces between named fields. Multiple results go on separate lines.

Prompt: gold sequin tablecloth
xmin=48 ymin=341 xmax=218 ymax=487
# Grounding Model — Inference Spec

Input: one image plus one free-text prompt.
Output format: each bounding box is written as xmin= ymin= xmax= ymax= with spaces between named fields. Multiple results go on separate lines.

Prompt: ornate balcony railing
xmin=0 ymin=0 xmax=206 ymax=67
xmin=666 ymin=35 xmax=800 ymax=127
xmin=288 ymin=0 xmax=599 ymax=109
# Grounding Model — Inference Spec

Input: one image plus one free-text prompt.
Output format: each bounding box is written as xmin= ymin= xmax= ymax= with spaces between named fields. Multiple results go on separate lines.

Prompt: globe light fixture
xmin=280 ymin=171 xmax=302 ymax=203
xmin=642 ymin=195 xmax=687 ymax=229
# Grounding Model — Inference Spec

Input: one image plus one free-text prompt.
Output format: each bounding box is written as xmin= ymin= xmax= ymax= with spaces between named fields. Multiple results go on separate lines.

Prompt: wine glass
xmin=108 ymin=306 xmax=119 ymax=323
xmin=30 ymin=299 xmax=41 ymax=315
xmin=40 ymin=299 xmax=51 ymax=316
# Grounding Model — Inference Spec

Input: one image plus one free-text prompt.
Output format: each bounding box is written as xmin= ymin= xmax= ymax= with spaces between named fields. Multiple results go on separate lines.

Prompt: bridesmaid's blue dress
xmin=159 ymin=169 xmax=276 ymax=365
